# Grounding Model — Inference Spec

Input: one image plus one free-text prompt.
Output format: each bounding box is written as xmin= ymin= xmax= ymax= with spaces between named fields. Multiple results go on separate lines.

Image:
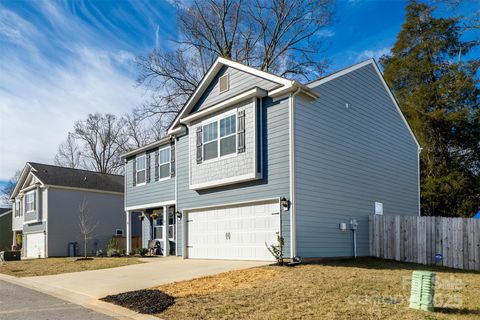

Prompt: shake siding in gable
xmin=192 ymin=65 xmax=281 ymax=112
xmin=177 ymin=96 xmax=292 ymax=257
xmin=125 ymin=147 xmax=175 ymax=208
xmin=294 ymin=63 xmax=419 ymax=258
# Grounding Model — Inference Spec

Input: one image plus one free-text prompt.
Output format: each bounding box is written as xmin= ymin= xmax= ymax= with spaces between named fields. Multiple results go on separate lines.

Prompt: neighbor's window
xmin=136 ymin=154 xmax=146 ymax=185
xmin=116 ymin=229 xmax=124 ymax=236
xmin=159 ymin=147 xmax=171 ymax=179
xmin=25 ymin=191 xmax=36 ymax=212
xmin=15 ymin=200 xmax=20 ymax=217
xmin=202 ymin=113 xmax=236 ymax=161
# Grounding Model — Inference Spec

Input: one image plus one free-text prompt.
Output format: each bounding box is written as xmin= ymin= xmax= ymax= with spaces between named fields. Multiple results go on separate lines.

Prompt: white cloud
xmin=0 ymin=4 xmax=144 ymax=180
xmin=317 ymin=29 xmax=336 ymax=38
xmin=355 ymin=47 xmax=391 ymax=62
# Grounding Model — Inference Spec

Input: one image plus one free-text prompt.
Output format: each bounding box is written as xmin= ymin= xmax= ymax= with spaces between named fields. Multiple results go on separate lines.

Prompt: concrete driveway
xmin=24 ymin=257 xmax=268 ymax=298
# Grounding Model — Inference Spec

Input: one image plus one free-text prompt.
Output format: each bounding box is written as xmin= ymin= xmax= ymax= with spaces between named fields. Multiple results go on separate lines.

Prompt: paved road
xmin=0 ymin=280 xmax=113 ymax=320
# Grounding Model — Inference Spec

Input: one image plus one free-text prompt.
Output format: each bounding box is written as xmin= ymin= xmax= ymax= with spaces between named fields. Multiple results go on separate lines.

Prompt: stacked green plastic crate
xmin=409 ymin=271 xmax=436 ymax=312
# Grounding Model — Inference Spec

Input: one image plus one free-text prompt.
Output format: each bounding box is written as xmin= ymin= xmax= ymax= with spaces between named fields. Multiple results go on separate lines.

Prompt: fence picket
xmin=370 ymin=215 xmax=479 ymax=271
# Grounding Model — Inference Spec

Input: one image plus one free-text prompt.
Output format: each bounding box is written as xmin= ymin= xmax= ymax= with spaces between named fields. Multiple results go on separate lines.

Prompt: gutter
xmin=269 ymin=81 xmax=320 ymax=100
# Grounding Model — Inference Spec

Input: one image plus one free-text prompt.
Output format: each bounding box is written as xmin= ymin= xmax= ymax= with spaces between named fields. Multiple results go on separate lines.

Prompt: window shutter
xmin=237 ymin=110 xmax=246 ymax=153
xmin=170 ymin=139 xmax=176 ymax=177
xmin=132 ymin=158 xmax=136 ymax=186
xmin=154 ymin=150 xmax=159 ymax=181
xmin=196 ymin=126 xmax=203 ymax=164
xmin=146 ymin=153 xmax=151 ymax=183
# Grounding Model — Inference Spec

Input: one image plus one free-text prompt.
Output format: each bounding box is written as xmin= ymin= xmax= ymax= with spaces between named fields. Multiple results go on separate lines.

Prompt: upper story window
xmin=136 ymin=154 xmax=146 ymax=185
xmin=159 ymin=147 xmax=171 ymax=179
xmin=202 ymin=113 xmax=237 ymax=161
xmin=25 ymin=191 xmax=36 ymax=213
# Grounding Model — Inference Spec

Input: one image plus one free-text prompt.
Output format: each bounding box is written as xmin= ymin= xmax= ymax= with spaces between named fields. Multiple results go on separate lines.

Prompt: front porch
xmin=125 ymin=202 xmax=177 ymax=257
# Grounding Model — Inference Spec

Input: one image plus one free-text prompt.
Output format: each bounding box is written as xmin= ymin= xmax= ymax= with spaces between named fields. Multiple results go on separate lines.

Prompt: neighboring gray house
xmin=10 ymin=163 xmax=124 ymax=258
xmin=122 ymin=58 xmax=420 ymax=261
xmin=0 ymin=208 xmax=12 ymax=251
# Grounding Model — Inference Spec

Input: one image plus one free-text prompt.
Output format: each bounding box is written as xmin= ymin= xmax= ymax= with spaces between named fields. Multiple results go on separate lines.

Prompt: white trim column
xmin=163 ymin=205 xmax=169 ymax=256
xmin=125 ymin=211 xmax=132 ymax=255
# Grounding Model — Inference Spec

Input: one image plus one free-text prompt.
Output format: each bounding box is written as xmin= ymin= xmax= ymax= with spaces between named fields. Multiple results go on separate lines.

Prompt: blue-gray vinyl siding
xmin=47 ymin=188 xmax=124 ymax=257
xmin=125 ymin=146 xmax=175 ymax=208
xmin=177 ymin=96 xmax=292 ymax=257
xmin=294 ymin=63 xmax=419 ymax=258
xmin=192 ymin=65 xmax=281 ymax=112
xmin=23 ymin=221 xmax=46 ymax=233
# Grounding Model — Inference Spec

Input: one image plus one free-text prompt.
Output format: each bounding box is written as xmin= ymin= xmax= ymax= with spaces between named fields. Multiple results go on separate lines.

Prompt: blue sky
xmin=0 ymin=0 xmax=478 ymax=185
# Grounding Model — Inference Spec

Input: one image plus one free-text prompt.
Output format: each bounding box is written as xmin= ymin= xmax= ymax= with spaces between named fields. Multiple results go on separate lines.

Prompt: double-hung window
xmin=159 ymin=147 xmax=171 ymax=179
xmin=25 ymin=191 xmax=35 ymax=212
xmin=15 ymin=200 xmax=20 ymax=217
xmin=136 ymin=154 xmax=146 ymax=185
xmin=202 ymin=113 xmax=236 ymax=161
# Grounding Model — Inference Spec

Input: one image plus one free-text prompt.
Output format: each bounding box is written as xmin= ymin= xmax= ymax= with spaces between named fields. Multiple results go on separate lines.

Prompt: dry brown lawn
xmin=0 ymin=257 xmax=142 ymax=277
xmin=154 ymin=258 xmax=480 ymax=320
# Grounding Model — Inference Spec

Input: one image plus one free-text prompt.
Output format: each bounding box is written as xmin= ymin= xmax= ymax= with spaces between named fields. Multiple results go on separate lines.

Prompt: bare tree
xmin=78 ymin=199 xmax=98 ymax=259
xmin=0 ymin=170 xmax=21 ymax=207
xmin=123 ymin=113 xmax=163 ymax=150
xmin=71 ymin=113 xmax=128 ymax=174
xmin=135 ymin=0 xmax=334 ymax=123
xmin=54 ymin=134 xmax=82 ymax=169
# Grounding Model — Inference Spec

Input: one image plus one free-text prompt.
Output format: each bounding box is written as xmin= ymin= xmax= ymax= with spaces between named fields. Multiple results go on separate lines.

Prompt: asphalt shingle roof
xmin=28 ymin=162 xmax=124 ymax=193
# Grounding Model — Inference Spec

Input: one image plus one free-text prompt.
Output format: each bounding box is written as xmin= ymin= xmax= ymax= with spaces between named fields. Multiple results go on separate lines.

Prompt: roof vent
xmin=219 ymin=74 xmax=229 ymax=93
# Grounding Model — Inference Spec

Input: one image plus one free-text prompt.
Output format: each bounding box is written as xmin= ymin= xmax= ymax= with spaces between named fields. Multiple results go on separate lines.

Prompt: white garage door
xmin=26 ymin=232 xmax=45 ymax=258
xmin=187 ymin=202 xmax=280 ymax=261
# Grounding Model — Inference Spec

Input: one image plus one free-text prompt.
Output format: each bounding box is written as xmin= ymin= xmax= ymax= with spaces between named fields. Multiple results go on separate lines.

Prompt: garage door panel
xmin=26 ymin=233 xmax=45 ymax=258
xmin=187 ymin=202 xmax=280 ymax=261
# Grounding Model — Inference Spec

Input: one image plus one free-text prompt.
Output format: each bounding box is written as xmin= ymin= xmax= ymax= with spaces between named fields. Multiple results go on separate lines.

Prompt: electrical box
xmin=339 ymin=223 xmax=347 ymax=232
xmin=350 ymin=219 xmax=358 ymax=230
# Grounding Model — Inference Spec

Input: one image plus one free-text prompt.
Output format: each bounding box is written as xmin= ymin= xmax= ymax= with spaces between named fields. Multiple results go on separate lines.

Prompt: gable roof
xmin=307 ymin=59 xmax=421 ymax=150
xmin=167 ymin=57 xmax=318 ymax=134
xmin=10 ymin=163 xmax=124 ymax=199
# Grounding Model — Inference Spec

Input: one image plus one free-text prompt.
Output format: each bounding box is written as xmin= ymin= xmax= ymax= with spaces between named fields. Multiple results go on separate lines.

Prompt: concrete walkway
xmin=25 ymin=257 xmax=268 ymax=298
xmin=0 ymin=257 xmax=268 ymax=320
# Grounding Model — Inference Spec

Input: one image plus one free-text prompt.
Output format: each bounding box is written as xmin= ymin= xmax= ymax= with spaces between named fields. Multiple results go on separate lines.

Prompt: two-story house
xmin=122 ymin=58 xmax=420 ymax=261
xmin=10 ymin=163 xmax=125 ymax=258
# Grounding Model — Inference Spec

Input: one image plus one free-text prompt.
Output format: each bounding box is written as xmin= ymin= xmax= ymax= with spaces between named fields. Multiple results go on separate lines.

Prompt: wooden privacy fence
xmin=369 ymin=215 xmax=480 ymax=271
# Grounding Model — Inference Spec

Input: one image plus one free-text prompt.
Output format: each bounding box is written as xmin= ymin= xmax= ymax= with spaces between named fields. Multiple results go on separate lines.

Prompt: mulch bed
xmin=101 ymin=289 xmax=175 ymax=314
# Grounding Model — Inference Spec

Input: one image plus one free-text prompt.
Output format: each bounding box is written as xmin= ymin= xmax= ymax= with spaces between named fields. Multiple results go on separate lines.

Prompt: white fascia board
xmin=168 ymin=57 xmax=291 ymax=134
xmin=46 ymin=185 xmax=123 ymax=196
xmin=307 ymin=58 xmax=421 ymax=150
xmin=307 ymin=59 xmax=375 ymax=88
xmin=10 ymin=163 xmax=34 ymax=200
xmin=180 ymin=87 xmax=267 ymax=124
xmin=121 ymin=136 xmax=172 ymax=159
xmin=269 ymin=82 xmax=320 ymax=100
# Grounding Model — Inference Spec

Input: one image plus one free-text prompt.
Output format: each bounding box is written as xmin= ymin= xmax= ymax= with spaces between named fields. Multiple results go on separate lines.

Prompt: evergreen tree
xmin=380 ymin=0 xmax=479 ymax=217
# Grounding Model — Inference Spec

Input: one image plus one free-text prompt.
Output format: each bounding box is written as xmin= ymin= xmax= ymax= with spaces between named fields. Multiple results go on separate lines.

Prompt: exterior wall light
xmin=280 ymin=197 xmax=289 ymax=210
xmin=175 ymin=211 xmax=182 ymax=219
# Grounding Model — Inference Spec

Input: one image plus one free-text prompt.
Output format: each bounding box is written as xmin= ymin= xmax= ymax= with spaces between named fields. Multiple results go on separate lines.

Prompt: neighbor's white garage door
xmin=187 ymin=202 xmax=280 ymax=261
xmin=25 ymin=232 xmax=45 ymax=258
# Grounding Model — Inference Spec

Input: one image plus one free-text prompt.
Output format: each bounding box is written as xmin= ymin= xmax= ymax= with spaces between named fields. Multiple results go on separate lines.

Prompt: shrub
xmin=266 ymin=233 xmax=284 ymax=266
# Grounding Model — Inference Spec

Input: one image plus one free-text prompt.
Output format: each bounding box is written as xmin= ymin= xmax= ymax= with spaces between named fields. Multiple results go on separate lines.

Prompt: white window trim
xmin=135 ymin=154 xmax=147 ymax=186
xmin=25 ymin=190 xmax=35 ymax=213
xmin=201 ymin=110 xmax=238 ymax=164
xmin=158 ymin=146 xmax=172 ymax=181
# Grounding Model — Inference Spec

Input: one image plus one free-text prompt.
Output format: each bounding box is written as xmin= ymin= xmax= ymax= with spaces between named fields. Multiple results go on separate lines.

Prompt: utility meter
xmin=350 ymin=219 xmax=358 ymax=230
xmin=339 ymin=223 xmax=347 ymax=232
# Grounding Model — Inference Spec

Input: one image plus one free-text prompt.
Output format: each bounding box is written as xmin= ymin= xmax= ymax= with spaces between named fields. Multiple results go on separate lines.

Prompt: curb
xmin=0 ymin=273 xmax=160 ymax=320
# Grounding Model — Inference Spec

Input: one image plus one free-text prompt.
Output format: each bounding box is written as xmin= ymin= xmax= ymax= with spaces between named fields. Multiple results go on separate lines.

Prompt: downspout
xmin=289 ymin=88 xmax=301 ymax=258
